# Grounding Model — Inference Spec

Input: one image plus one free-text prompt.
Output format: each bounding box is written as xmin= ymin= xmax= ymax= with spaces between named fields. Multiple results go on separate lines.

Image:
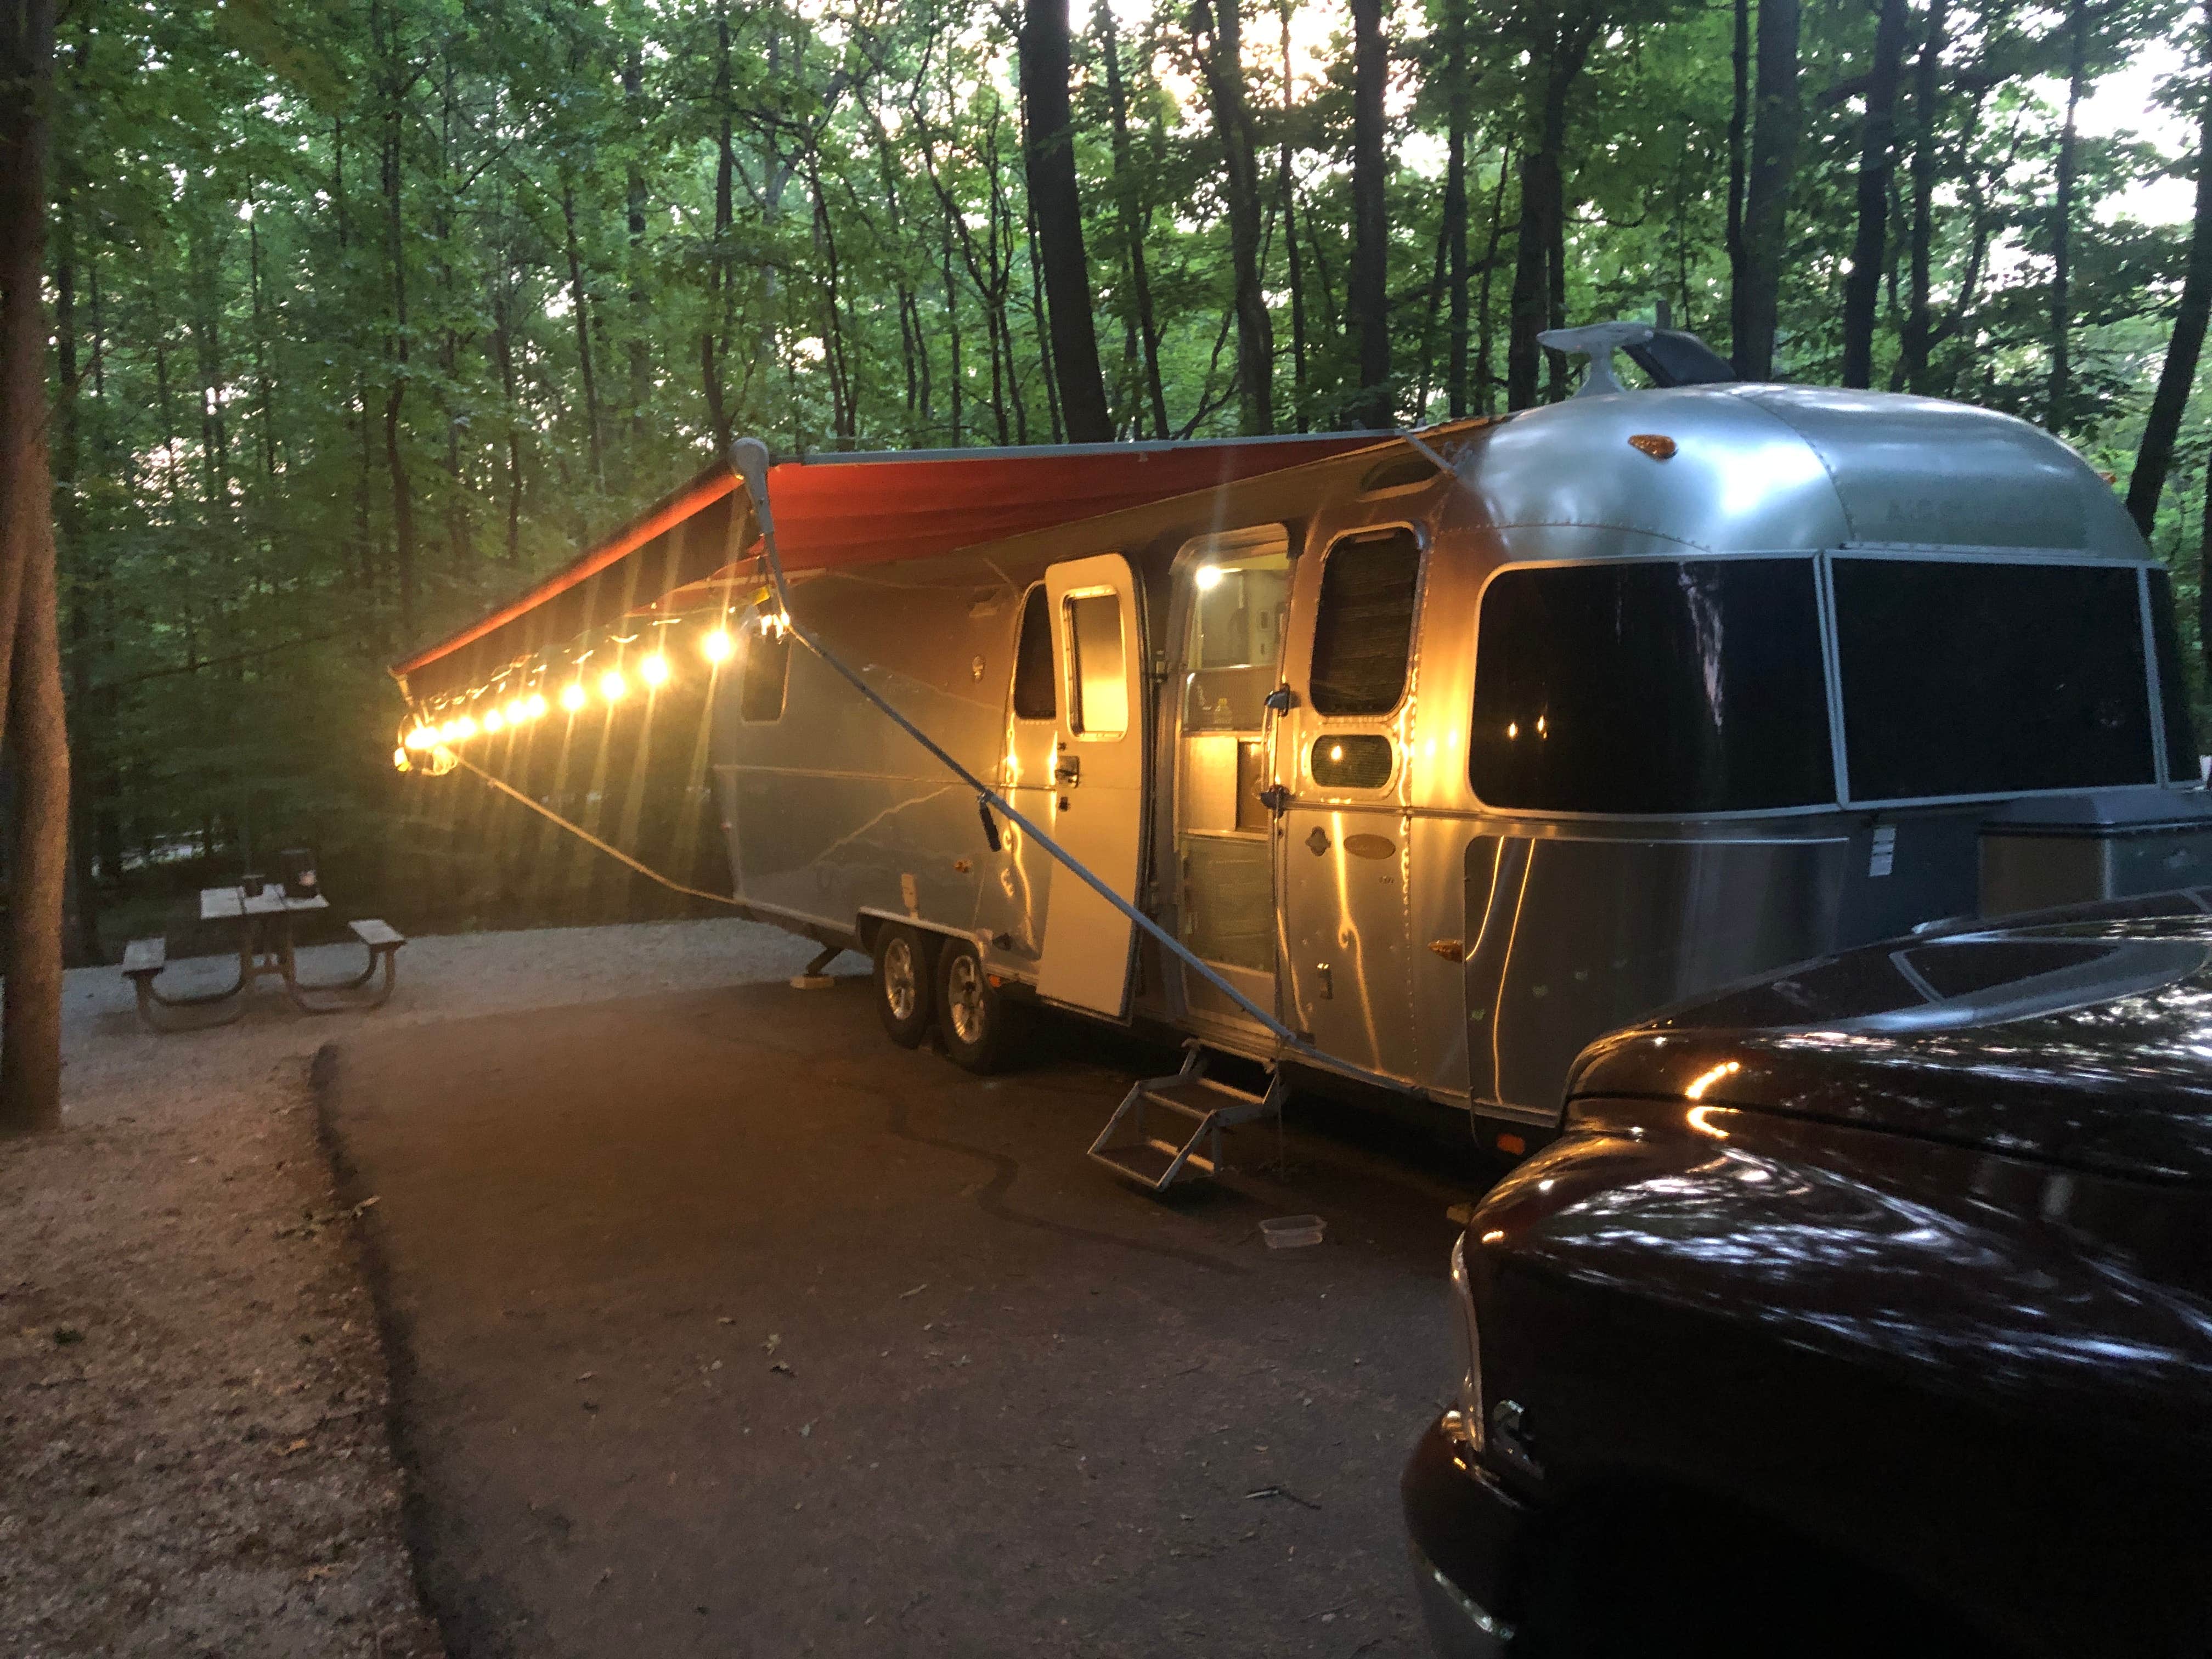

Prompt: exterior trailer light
xmin=640 ymin=652 xmax=670 ymax=688
xmin=561 ymin=682 xmax=588 ymax=713
xmin=702 ymin=628 xmax=733 ymax=664
xmin=600 ymin=669 xmax=628 ymax=703
xmin=1194 ymin=565 xmax=1224 ymax=591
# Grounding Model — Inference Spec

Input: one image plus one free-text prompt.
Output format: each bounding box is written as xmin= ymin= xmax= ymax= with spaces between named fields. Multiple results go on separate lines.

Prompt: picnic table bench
xmin=123 ymin=885 xmax=407 ymax=1032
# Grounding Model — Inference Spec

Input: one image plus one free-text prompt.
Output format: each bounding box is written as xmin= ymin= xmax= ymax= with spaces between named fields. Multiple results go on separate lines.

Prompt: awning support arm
xmin=731 ymin=437 xmax=1376 ymax=1075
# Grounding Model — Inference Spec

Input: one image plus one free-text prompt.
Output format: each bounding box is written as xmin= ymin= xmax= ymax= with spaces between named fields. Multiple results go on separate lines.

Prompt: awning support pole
xmin=730 ymin=437 xmax=1392 ymax=1082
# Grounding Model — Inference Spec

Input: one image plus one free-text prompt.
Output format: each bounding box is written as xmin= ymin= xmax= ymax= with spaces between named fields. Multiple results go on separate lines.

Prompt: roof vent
xmin=1538 ymin=321 xmax=1739 ymax=397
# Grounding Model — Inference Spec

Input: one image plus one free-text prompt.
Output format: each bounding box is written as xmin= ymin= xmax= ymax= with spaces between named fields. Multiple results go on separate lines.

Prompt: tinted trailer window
xmin=1470 ymin=558 xmax=1832 ymax=814
xmin=1831 ymin=558 xmax=2155 ymax=802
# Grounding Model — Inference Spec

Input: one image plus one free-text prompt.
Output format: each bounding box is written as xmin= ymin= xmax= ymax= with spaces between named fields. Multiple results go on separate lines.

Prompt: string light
xmin=483 ymin=707 xmax=505 ymax=733
xmin=506 ymin=698 xmax=527 ymax=725
xmin=561 ymin=681 xmax=587 ymax=713
xmin=702 ymin=628 xmax=732 ymax=663
xmin=453 ymin=715 xmax=478 ymax=740
xmin=599 ymin=669 xmax=628 ymax=702
xmin=404 ymin=726 xmax=437 ymax=751
xmin=526 ymin=693 xmax=548 ymax=719
xmin=640 ymin=652 xmax=669 ymax=687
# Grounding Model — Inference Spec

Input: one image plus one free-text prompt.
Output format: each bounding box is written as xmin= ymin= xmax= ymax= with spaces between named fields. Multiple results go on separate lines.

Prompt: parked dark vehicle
xmin=1402 ymin=890 xmax=2212 ymax=1658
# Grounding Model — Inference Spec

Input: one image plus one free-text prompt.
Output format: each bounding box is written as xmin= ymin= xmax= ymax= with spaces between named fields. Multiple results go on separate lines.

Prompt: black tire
xmin=935 ymin=939 xmax=1029 ymax=1074
xmin=872 ymin=925 xmax=935 ymax=1048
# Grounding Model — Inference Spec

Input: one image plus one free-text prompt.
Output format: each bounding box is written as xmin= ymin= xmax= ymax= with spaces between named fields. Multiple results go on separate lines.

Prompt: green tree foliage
xmin=44 ymin=0 xmax=2212 ymax=957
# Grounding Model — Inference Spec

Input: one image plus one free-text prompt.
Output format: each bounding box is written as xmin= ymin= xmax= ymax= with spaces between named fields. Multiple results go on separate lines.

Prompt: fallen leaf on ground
xmin=763 ymin=1333 xmax=781 ymax=1355
xmin=770 ymin=1360 xmax=793 ymax=1375
xmin=280 ymin=1438 xmax=310 ymax=1456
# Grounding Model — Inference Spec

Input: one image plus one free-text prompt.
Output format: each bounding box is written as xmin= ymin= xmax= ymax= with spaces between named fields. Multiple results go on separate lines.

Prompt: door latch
xmin=1054 ymin=753 xmax=1081 ymax=787
xmin=1264 ymin=684 xmax=1297 ymax=714
xmin=1257 ymin=785 xmax=1290 ymax=815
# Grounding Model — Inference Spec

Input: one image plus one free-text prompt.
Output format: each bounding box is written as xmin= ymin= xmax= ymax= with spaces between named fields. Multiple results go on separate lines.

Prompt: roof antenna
xmin=1536 ymin=321 xmax=1655 ymax=398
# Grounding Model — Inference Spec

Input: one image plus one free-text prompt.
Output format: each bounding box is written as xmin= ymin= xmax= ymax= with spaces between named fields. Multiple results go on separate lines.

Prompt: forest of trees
xmin=27 ymin=0 xmax=2212 ymax=963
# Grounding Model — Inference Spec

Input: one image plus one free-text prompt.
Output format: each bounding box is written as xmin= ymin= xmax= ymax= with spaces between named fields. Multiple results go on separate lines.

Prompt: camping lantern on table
xmin=277 ymin=848 xmax=319 ymax=901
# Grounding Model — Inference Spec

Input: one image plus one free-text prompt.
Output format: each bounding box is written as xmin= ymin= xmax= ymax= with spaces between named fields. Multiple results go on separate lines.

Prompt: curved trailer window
xmin=1830 ymin=557 xmax=2154 ymax=802
xmin=1470 ymin=558 xmax=1833 ymax=814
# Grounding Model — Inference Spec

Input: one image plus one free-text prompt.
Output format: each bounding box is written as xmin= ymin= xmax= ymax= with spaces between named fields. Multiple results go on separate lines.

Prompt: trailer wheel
xmin=872 ymin=925 xmax=935 ymax=1048
xmin=936 ymin=940 xmax=1028 ymax=1074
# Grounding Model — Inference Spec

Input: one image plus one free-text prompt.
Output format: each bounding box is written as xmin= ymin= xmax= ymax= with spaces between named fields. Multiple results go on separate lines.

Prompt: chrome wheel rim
xmin=883 ymin=938 xmax=919 ymax=1022
xmin=946 ymin=955 xmax=986 ymax=1046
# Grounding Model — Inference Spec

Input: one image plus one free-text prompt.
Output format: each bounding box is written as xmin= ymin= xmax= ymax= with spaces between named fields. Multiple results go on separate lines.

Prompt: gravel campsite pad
xmin=0 ymin=918 xmax=816 ymax=1657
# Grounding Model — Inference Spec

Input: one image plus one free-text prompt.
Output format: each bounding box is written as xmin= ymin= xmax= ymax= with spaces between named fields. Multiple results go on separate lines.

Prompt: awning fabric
xmin=391 ymin=433 xmax=1386 ymax=703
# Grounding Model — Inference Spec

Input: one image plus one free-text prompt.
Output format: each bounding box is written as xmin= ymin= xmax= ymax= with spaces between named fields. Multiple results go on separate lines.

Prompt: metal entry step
xmin=1088 ymin=1041 xmax=1285 ymax=1193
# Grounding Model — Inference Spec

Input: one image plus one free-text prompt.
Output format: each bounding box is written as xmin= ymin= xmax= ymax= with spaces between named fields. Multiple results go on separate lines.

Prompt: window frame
xmin=1462 ymin=547 xmax=2184 ymax=822
xmin=1060 ymin=583 xmax=1131 ymax=741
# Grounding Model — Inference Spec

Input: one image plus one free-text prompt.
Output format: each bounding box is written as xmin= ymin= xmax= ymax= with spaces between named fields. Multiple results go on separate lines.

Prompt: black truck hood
xmin=1568 ymin=891 xmax=2212 ymax=1183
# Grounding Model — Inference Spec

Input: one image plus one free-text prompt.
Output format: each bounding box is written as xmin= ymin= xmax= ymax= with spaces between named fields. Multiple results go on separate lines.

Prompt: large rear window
xmin=1470 ymin=558 xmax=1833 ymax=814
xmin=1831 ymin=558 xmax=2154 ymax=802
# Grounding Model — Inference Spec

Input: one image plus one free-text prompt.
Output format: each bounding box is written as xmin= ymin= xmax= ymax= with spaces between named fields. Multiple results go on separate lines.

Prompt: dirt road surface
xmin=320 ymin=974 xmax=1487 ymax=1659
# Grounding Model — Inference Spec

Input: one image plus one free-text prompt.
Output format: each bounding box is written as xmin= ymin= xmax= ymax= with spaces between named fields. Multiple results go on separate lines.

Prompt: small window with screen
xmin=1310 ymin=528 xmax=1421 ymax=715
xmin=740 ymin=627 xmax=792 ymax=724
xmin=1013 ymin=585 xmax=1056 ymax=720
xmin=1312 ymin=734 xmax=1393 ymax=789
xmin=1064 ymin=591 xmax=1128 ymax=736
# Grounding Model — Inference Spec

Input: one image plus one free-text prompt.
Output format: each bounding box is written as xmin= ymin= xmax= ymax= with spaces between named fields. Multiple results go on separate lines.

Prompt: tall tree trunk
xmin=1441 ymin=0 xmax=1472 ymax=419
xmin=1100 ymin=3 xmax=1168 ymax=438
xmin=1897 ymin=0 xmax=1951 ymax=392
xmin=1842 ymin=0 xmax=1909 ymax=388
xmin=1475 ymin=142 xmax=1512 ymax=415
xmin=2128 ymin=1 xmax=2212 ymax=538
xmin=1349 ymin=0 xmax=1391 ymax=425
xmin=1020 ymin=0 xmax=1113 ymax=441
xmin=562 ymin=179 xmax=605 ymax=486
xmin=2050 ymin=0 xmax=2089 ymax=428
xmin=702 ymin=0 xmax=736 ymax=449
xmin=1735 ymin=0 xmax=1799 ymax=378
xmin=0 ymin=0 xmax=66 ymax=1131
xmin=54 ymin=146 xmax=99 ymax=966
xmin=1276 ymin=4 xmax=1311 ymax=431
xmin=624 ymin=33 xmax=648 ymax=440
xmin=1194 ymin=0 xmax=1273 ymax=433
xmin=372 ymin=0 xmax=414 ymax=636
xmin=1508 ymin=21 xmax=1594 ymax=411
xmin=1726 ymin=0 xmax=1748 ymax=353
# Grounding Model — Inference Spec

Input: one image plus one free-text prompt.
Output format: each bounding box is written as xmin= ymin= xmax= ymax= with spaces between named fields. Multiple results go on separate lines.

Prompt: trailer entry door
xmin=1039 ymin=554 xmax=1146 ymax=1017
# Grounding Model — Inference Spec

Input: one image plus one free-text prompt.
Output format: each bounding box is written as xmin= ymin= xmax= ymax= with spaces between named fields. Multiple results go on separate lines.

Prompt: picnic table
xmin=122 ymin=885 xmax=405 ymax=1032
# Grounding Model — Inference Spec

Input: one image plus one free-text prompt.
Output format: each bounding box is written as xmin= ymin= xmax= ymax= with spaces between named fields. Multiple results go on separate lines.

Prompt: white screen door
xmin=1036 ymin=554 xmax=1144 ymax=1017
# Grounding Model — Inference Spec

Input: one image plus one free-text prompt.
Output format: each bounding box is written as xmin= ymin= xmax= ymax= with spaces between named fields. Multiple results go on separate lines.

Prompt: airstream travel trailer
xmin=394 ymin=341 xmax=2212 ymax=1187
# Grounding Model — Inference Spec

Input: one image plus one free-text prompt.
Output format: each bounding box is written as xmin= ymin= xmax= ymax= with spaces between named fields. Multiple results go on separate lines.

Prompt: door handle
xmin=1054 ymin=754 xmax=1081 ymax=787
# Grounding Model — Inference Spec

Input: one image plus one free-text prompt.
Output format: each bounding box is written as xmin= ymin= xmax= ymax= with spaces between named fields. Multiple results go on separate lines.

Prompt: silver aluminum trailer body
xmin=712 ymin=383 xmax=2211 ymax=1132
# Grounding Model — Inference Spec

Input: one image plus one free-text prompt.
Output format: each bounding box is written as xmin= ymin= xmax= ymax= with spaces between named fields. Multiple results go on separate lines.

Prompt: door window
xmin=1013 ymin=585 xmax=1056 ymax=720
xmin=739 ymin=627 xmax=792 ymax=724
xmin=1310 ymin=528 xmax=1422 ymax=715
xmin=1183 ymin=557 xmax=1290 ymax=730
xmin=1064 ymin=591 xmax=1128 ymax=736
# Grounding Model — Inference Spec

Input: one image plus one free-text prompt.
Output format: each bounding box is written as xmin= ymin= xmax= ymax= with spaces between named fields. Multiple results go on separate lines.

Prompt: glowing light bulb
xmin=1328 ymin=743 xmax=1344 ymax=763
xmin=405 ymin=726 xmax=436 ymax=751
xmin=560 ymin=682 xmax=586 ymax=713
xmin=702 ymin=628 xmax=733 ymax=663
xmin=393 ymin=746 xmax=409 ymax=771
xmin=1194 ymin=565 xmax=1224 ymax=591
xmin=640 ymin=652 xmax=669 ymax=687
xmin=505 ymin=699 xmax=526 ymax=725
xmin=453 ymin=715 xmax=477 ymax=740
xmin=527 ymin=693 xmax=549 ymax=719
xmin=483 ymin=708 xmax=504 ymax=734
xmin=599 ymin=669 xmax=627 ymax=702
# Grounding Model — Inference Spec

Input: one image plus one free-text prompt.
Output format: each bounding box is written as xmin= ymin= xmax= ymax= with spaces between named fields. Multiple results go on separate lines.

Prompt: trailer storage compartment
xmin=1980 ymin=792 xmax=2212 ymax=917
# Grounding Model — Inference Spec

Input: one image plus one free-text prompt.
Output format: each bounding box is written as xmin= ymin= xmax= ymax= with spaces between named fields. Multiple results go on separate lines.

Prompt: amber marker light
xmin=561 ymin=682 xmax=588 ymax=713
xmin=640 ymin=652 xmax=670 ymax=688
xmin=600 ymin=669 xmax=628 ymax=702
xmin=702 ymin=628 xmax=733 ymax=664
